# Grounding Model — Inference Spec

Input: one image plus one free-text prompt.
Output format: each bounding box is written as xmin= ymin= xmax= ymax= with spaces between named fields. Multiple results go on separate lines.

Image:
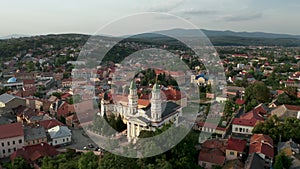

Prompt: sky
xmin=1 ymin=0 xmax=300 ymax=36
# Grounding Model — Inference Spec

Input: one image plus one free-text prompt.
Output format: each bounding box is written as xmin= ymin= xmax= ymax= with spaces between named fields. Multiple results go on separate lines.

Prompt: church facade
xmin=100 ymin=81 xmax=182 ymax=142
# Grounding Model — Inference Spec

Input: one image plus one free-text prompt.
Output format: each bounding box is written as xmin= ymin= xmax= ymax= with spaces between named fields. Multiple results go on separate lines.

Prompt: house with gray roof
xmin=24 ymin=126 xmax=47 ymax=146
xmin=0 ymin=93 xmax=25 ymax=112
xmin=278 ymin=139 xmax=300 ymax=155
xmin=47 ymin=126 xmax=72 ymax=146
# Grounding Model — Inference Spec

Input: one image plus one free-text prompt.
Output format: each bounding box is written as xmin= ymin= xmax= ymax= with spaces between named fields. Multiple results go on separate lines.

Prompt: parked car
xmin=88 ymin=143 xmax=94 ymax=148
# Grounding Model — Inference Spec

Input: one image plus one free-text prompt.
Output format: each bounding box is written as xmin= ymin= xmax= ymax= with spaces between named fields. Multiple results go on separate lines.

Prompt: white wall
xmin=232 ymin=124 xmax=253 ymax=135
xmin=51 ymin=136 xmax=71 ymax=146
xmin=0 ymin=136 xmax=24 ymax=158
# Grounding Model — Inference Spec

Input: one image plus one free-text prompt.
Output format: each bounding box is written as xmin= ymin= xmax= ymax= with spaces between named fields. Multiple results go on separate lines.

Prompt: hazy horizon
xmin=1 ymin=0 xmax=300 ymax=36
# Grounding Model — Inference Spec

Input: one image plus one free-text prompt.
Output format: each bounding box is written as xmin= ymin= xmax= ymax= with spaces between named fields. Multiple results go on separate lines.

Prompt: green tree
xmin=11 ymin=157 xmax=32 ymax=169
xmin=26 ymin=61 xmax=35 ymax=72
xmin=98 ymin=152 xmax=139 ymax=169
xmin=274 ymin=151 xmax=292 ymax=169
xmin=285 ymin=86 xmax=297 ymax=99
xmin=245 ymin=81 xmax=270 ymax=111
xmin=78 ymin=151 xmax=99 ymax=169
xmin=52 ymin=92 xmax=62 ymax=99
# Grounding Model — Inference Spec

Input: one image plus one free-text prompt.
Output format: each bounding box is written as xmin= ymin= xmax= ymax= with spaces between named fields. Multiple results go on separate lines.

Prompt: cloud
xmin=179 ymin=8 xmax=217 ymax=15
xmin=220 ymin=12 xmax=263 ymax=22
xmin=154 ymin=14 xmax=190 ymax=21
xmin=146 ymin=0 xmax=186 ymax=12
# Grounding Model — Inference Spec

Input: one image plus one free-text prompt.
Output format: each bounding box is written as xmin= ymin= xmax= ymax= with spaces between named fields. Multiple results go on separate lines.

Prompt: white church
xmin=100 ymin=80 xmax=182 ymax=142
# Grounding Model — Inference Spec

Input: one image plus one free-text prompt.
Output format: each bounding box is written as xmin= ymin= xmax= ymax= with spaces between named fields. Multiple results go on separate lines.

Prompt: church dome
xmin=7 ymin=77 xmax=17 ymax=83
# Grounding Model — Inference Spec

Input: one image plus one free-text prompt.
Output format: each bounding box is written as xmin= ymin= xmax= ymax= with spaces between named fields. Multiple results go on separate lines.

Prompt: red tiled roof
xmin=216 ymin=127 xmax=226 ymax=131
xmin=249 ymin=134 xmax=274 ymax=158
xmin=0 ymin=123 xmax=24 ymax=139
xmin=240 ymin=111 xmax=264 ymax=121
xmin=198 ymin=149 xmax=225 ymax=166
xmin=201 ymin=139 xmax=227 ymax=150
xmin=23 ymin=79 xmax=35 ymax=84
xmin=61 ymin=93 xmax=72 ymax=99
xmin=10 ymin=142 xmax=59 ymax=162
xmin=226 ymin=137 xmax=247 ymax=152
xmin=38 ymin=119 xmax=64 ymax=129
xmin=284 ymin=104 xmax=300 ymax=111
xmin=253 ymin=104 xmax=269 ymax=115
xmin=232 ymin=118 xmax=258 ymax=127
xmin=138 ymin=99 xmax=150 ymax=108
xmin=277 ymin=90 xmax=285 ymax=95
xmin=163 ymin=87 xmax=182 ymax=100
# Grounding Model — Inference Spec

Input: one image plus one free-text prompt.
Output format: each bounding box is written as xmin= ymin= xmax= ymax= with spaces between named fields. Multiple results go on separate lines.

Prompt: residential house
xmin=232 ymin=118 xmax=257 ymax=136
xmin=14 ymin=107 xmax=38 ymax=124
xmin=225 ymin=137 xmax=247 ymax=160
xmin=271 ymin=104 xmax=300 ymax=119
xmin=61 ymin=79 xmax=72 ymax=88
xmin=56 ymin=101 xmax=70 ymax=118
xmin=198 ymin=139 xmax=226 ymax=168
xmin=48 ymin=126 xmax=72 ymax=146
xmin=0 ymin=93 xmax=26 ymax=112
xmin=25 ymin=98 xmax=44 ymax=111
xmin=194 ymin=121 xmax=227 ymax=140
xmin=66 ymin=114 xmax=80 ymax=128
xmin=232 ymin=104 xmax=267 ymax=137
xmin=29 ymin=114 xmax=52 ymax=124
xmin=0 ymin=123 xmax=24 ymax=158
xmin=277 ymin=139 xmax=300 ymax=156
xmin=38 ymin=119 xmax=64 ymax=130
xmin=244 ymin=152 xmax=267 ymax=169
xmin=10 ymin=142 xmax=59 ymax=165
xmin=24 ymin=126 xmax=47 ymax=146
xmin=249 ymin=134 xmax=274 ymax=167
xmin=49 ymin=100 xmax=70 ymax=118
xmin=223 ymin=86 xmax=245 ymax=98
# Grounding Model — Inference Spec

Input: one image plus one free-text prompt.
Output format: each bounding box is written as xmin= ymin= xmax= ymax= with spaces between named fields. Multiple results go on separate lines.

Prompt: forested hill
xmin=1 ymin=30 xmax=300 ymax=60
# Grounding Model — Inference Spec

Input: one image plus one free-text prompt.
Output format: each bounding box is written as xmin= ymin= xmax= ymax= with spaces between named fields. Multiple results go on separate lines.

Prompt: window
xmin=66 ymin=138 xmax=69 ymax=141
xmin=33 ymin=140 xmax=35 ymax=144
xmin=230 ymin=151 xmax=234 ymax=155
xmin=8 ymin=149 xmax=10 ymax=153
xmin=55 ymin=140 xmax=57 ymax=144
xmin=7 ymin=142 xmax=10 ymax=146
xmin=2 ymin=150 xmax=5 ymax=154
xmin=13 ymin=141 xmax=15 ymax=145
xmin=246 ymin=129 xmax=249 ymax=133
xmin=1 ymin=143 xmax=4 ymax=147
xmin=13 ymin=148 xmax=16 ymax=151
xmin=19 ymin=139 xmax=22 ymax=144
xmin=63 ymin=139 xmax=65 ymax=142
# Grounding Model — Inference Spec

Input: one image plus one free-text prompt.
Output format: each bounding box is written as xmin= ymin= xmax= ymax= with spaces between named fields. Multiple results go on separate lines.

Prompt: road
xmin=61 ymin=128 xmax=97 ymax=151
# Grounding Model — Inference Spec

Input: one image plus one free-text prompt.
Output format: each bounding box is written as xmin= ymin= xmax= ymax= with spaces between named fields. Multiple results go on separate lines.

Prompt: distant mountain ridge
xmin=0 ymin=34 xmax=31 ymax=40
xmin=155 ymin=28 xmax=300 ymax=39
xmin=2 ymin=29 xmax=300 ymax=47
xmin=2 ymin=29 xmax=300 ymax=40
